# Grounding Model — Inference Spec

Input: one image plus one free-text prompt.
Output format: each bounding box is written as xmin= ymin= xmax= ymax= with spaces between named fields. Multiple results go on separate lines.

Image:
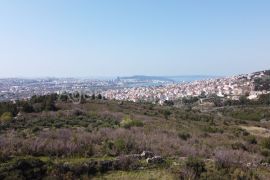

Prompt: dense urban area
xmin=1 ymin=71 xmax=269 ymax=105
xmin=103 ymin=70 xmax=270 ymax=104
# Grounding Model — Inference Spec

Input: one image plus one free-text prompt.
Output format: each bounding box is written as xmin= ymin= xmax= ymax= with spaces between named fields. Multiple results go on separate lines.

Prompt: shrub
xmin=120 ymin=116 xmax=143 ymax=129
xmin=230 ymin=110 xmax=262 ymax=121
xmin=163 ymin=110 xmax=172 ymax=120
xmin=179 ymin=167 xmax=196 ymax=180
xmin=0 ymin=102 xmax=18 ymax=116
xmin=31 ymin=126 xmax=41 ymax=133
xmin=185 ymin=156 xmax=206 ymax=178
xmin=203 ymin=126 xmax=223 ymax=134
xmin=261 ymin=138 xmax=270 ymax=150
xmin=178 ymin=132 xmax=191 ymax=141
xmin=116 ymin=155 xmax=140 ymax=170
xmin=0 ymin=152 xmax=11 ymax=163
xmin=261 ymin=157 xmax=270 ymax=164
xmin=164 ymin=100 xmax=174 ymax=106
xmin=260 ymin=149 xmax=270 ymax=157
xmin=0 ymin=112 xmax=13 ymax=123
xmin=214 ymin=149 xmax=259 ymax=170
xmin=102 ymin=139 xmax=128 ymax=156
xmin=114 ymin=139 xmax=126 ymax=154
xmin=245 ymin=135 xmax=257 ymax=145
xmin=0 ymin=157 xmax=46 ymax=179
xmin=214 ymin=150 xmax=241 ymax=169
xmin=231 ymin=142 xmax=247 ymax=151
xmin=258 ymin=93 xmax=270 ymax=105
xmin=231 ymin=168 xmax=259 ymax=180
xmin=232 ymin=128 xmax=249 ymax=137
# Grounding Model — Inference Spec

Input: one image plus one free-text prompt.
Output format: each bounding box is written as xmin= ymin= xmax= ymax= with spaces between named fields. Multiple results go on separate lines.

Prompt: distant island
xmin=118 ymin=75 xmax=218 ymax=83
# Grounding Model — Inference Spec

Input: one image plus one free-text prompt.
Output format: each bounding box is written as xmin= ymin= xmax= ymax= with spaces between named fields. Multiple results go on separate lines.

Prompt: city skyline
xmin=0 ymin=0 xmax=270 ymax=77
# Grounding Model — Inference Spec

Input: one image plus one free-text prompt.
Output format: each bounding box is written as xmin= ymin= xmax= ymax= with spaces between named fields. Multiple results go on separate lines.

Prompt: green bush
xmin=260 ymin=149 xmax=270 ymax=157
xmin=31 ymin=126 xmax=41 ymax=133
xmin=114 ymin=139 xmax=126 ymax=154
xmin=178 ymin=132 xmax=191 ymax=141
xmin=232 ymin=127 xmax=249 ymax=137
xmin=102 ymin=140 xmax=115 ymax=156
xmin=231 ymin=168 xmax=259 ymax=180
xmin=185 ymin=157 xmax=206 ymax=178
xmin=0 ymin=112 xmax=13 ymax=123
xmin=245 ymin=135 xmax=257 ymax=144
xmin=120 ymin=116 xmax=143 ymax=129
xmin=231 ymin=142 xmax=247 ymax=151
xmin=203 ymin=126 xmax=223 ymax=134
xmin=0 ymin=157 xmax=46 ymax=179
xmin=163 ymin=110 xmax=172 ymax=120
xmin=230 ymin=110 xmax=263 ymax=121
xmin=261 ymin=157 xmax=270 ymax=164
xmin=116 ymin=155 xmax=140 ymax=170
xmin=102 ymin=139 xmax=129 ymax=156
xmin=261 ymin=138 xmax=270 ymax=150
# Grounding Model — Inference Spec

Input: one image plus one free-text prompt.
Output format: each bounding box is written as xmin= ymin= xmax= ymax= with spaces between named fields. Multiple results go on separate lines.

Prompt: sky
xmin=0 ymin=0 xmax=269 ymax=78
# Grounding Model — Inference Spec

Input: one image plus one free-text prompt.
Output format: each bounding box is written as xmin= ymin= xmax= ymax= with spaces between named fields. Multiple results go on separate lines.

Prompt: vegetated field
xmin=1 ymin=98 xmax=270 ymax=179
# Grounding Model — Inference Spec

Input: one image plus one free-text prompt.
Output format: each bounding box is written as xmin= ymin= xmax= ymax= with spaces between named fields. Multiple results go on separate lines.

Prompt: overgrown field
xmin=1 ymin=97 xmax=270 ymax=179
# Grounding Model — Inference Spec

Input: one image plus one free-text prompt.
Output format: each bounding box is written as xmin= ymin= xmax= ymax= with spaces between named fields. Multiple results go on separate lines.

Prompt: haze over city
xmin=0 ymin=0 xmax=270 ymax=78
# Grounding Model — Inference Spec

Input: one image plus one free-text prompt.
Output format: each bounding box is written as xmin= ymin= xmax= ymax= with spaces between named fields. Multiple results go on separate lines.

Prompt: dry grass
xmin=93 ymin=169 xmax=177 ymax=180
xmin=240 ymin=126 xmax=270 ymax=137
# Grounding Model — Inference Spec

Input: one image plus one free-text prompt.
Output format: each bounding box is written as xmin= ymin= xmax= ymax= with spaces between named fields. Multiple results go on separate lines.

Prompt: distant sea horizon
xmin=165 ymin=75 xmax=220 ymax=83
xmin=120 ymin=75 xmax=221 ymax=88
xmin=0 ymin=75 xmax=221 ymax=81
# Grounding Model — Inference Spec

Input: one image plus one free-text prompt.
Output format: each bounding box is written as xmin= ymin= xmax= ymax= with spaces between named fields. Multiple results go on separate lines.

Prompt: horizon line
xmin=0 ymin=74 xmax=222 ymax=80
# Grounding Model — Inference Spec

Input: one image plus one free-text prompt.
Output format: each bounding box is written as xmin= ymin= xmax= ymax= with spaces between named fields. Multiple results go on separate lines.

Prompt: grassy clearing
xmin=240 ymin=126 xmax=270 ymax=137
xmin=93 ymin=169 xmax=177 ymax=180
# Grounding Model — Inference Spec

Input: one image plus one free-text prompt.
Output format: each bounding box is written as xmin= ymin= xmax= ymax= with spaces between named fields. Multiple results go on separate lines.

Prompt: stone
xmin=146 ymin=156 xmax=164 ymax=164
xmin=141 ymin=151 xmax=154 ymax=159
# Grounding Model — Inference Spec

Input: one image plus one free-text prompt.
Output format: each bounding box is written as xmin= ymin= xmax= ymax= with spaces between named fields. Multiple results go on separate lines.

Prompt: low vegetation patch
xmin=120 ymin=116 xmax=144 ymax=129
xmin=241 ymin=126 xmax=270 ymax=138
xmin=1 ymin=95 xmax=270 ymax=179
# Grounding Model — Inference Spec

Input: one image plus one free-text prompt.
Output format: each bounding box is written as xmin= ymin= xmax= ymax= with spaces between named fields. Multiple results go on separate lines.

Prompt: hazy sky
xmin=0 ymin=0 xmax=269 ymax=77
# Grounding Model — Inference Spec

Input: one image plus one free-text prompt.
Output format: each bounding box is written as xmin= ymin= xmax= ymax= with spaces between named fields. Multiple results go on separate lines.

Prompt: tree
xmin=261 ymin=138 xmax=270 ymax=150
xmin=44 ymin=98 xmax=57 ymax=111
xmin=97 ymin=94 xmax=102 ymax=100
xmin=0 ymin=102 xmax=18 ymax=116
xmin=59 ymin=94 xmax=69 ymax=102
xmin=210 ymin=95 xmax=223 ymax=107
xmin=264 ymin=70 xmax=270 ymax=76
xmin=22 ymin=102 xmax=34 ymax=113
xmin=163 ymin=110 xmax=172 ymax=120
xmin=239 ymin=96 xmax=248 ymax=105
xmin=199 ymin=91 xmax=207 ymax=98
xmin=91 ymin=94 xmax=96 ymax=100
xmin=182 ymin=97 xmax=199 ymax=105
xmin=254 ymin=78 xmax=270 ymax=91
xmin=258 ymin=94 xmax=270 ymax=105
xmin=164 ymin=100 xmax=174 ymax=106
